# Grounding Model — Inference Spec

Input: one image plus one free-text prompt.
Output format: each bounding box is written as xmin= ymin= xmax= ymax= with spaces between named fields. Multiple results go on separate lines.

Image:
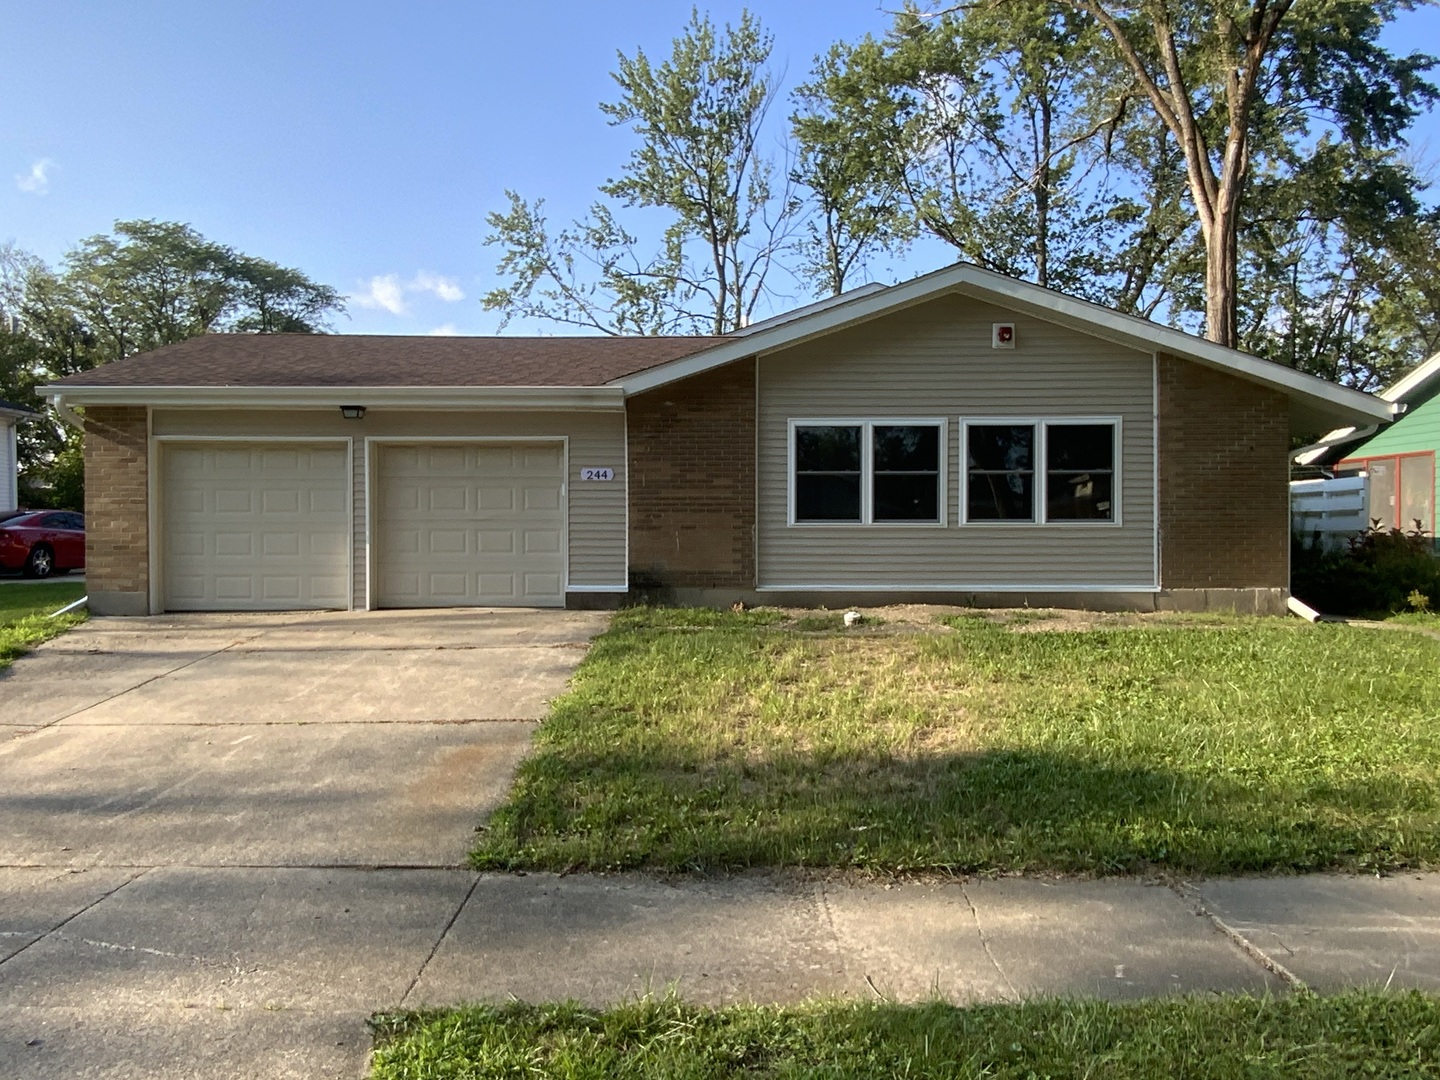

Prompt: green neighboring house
xmin=1296 ymin=352 xmax=1440 ymax=539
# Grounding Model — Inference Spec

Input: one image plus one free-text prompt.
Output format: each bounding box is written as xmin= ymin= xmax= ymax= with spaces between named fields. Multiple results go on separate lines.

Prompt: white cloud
xmin=351 ymin=271 xmax=464 ymax=316
xmin=412 ymin=272 xmax=464 ymax=303
xmin=427 ymin=323 xmax=460 ymax=336
xmin=353 ymin=274 xmax=408 ymax=315
xmin=15 ymin=158 xmax=55 ymax=195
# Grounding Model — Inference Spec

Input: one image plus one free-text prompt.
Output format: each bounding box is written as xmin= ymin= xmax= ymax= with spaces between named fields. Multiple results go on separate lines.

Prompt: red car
xmin=0 ymin=510 xmax=86 ymax=578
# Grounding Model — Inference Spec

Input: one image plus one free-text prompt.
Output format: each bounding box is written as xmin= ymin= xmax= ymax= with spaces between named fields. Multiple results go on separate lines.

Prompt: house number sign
xmin=580 ymin=467 xmax=615 ymax=481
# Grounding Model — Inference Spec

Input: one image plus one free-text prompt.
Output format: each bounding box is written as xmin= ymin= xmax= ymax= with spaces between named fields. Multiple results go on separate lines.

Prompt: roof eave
xmin=37 ymin=385 xmax=627 ymax=411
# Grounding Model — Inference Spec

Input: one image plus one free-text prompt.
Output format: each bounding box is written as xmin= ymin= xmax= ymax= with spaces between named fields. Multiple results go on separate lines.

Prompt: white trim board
xmin=41 ymin=385 xmax=626 ymax=411
xmin=611 ymin=262 xmax=1393 ymax=427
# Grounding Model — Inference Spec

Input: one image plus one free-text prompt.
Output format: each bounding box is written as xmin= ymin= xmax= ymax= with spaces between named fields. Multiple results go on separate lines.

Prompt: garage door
xmin=374 ymin=442 xmax=565 ymax=607
xmin=163 ymin=442 xmax=351 ymax=611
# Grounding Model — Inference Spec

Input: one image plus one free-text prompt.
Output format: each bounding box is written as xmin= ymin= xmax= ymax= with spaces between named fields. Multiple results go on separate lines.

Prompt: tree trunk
xmin=1202 ymin=206 xmax=1239 ymax=348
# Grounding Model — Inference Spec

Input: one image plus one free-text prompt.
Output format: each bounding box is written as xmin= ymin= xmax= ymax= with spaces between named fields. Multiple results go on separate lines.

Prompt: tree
xmin=1055 ymin=0 xmax=1437 ymax=347
xmin=793 ymin=5 xmax=1135 ymax=299
xmin=0 ymin=223 xmax=343 ymax=507
xmin=484 ymin=9 xmax=800 ymax=334
xmin=790 ymin=40 xmax=912 ymax=295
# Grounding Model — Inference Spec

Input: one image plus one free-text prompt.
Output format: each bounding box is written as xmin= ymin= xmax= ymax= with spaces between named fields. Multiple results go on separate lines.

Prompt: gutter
xmin=37 ymin=385 xmax=627 ymax=412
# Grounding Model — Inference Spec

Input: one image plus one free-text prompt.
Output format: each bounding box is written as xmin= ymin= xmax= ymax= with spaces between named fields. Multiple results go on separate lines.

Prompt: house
xmin=39 ymin=262 xmax=1392 ymax=618
xmin=0 ymin=399 xmax=33 ymax=513
xmin=1294 ymin=351 xmax=1440 ymax=541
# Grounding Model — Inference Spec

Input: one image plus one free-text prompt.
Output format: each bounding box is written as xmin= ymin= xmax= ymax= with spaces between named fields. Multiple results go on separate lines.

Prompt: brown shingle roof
xmin=47 ymin=334 xmax=727 ymax=389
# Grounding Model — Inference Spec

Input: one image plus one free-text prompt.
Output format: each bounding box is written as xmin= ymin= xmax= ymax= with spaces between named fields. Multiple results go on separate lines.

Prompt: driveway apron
xmin=0 ymin=609 xmax=605 ymax=1078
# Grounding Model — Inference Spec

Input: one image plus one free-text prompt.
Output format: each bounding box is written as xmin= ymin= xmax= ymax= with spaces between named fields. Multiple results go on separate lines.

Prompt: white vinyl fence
xmin=1290 ymin=475 xmax=1368 ymax=550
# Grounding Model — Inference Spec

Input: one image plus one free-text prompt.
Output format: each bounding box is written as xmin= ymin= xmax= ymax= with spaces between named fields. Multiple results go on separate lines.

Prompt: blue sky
xmin=5 ymin=1 xmax=1438 ymax=337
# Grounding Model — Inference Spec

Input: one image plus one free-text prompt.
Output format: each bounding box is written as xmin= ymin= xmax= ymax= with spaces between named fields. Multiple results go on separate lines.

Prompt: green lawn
xmin=0 ymin=580 xmax=87 ymax=672
xmin=369 ymin=992 xmax=1440 ymax=1079
xmin=472 ymin=607 xmax=1440 ymax=876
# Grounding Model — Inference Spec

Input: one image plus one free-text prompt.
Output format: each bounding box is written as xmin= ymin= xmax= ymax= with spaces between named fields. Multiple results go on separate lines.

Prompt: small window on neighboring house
xmin=1046 ymin=423 xmax=1116 ymax=521
xmin=794 ymin=424 xmax=863 ymax=522
xmin=872 ymin=424 xmax=942 ymax=522
xmin=966 ymin=424 xmax=1035 ymax=521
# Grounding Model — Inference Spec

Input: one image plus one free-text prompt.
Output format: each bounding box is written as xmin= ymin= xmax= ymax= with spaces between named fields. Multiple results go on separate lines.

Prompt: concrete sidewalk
xmin=3 ymin=868 xmax=1438 ymax=1080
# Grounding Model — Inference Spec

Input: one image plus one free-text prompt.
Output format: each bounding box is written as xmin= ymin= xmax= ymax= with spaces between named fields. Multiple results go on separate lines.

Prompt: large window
xmin=963 ymin=419 xmax=1118 ymax=524
xmin=1348 ymin=451 xmax=1436 ymax=535
xmin=965 ymin=424 xmax=1035 ymax=521
xmin=794 ymin=425 xmax=862 ymax=522
xmin=791 ymin=420 xmax=945 ymax=525
xmin=1045 ymin=423 xmax=1116 ymax=521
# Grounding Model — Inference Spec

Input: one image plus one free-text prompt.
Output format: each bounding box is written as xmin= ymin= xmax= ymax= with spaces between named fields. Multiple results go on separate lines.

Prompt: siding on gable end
xmin=1156 ymin=353 xmax=1289 ymax=589
xmin=756 ymin=295 xmax=1157 ymax=589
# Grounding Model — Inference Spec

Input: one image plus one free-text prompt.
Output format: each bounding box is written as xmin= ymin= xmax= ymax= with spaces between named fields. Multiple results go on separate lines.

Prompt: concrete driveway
xmin=0 ymin=609 xmax=606 ymax=867
xmin=0 ymin=608 xmax=605 ymax=1077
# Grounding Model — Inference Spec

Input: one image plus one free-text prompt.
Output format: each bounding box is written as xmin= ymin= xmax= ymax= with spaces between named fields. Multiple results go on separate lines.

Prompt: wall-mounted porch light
xmin=340 ymin=405 xmax=366 ymax=420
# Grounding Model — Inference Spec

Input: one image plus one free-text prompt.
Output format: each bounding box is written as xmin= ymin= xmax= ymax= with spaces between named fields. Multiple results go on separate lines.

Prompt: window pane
xmin=1047 ymin=424 xmax=1113 ymax=471
xmin=875 ymin=473 xmax=940 ymax=521
xmin=1366 ymin=458 xmax=1396 ymax=529
xmin=796 ymin=474 xmax=861 ymax=522
xmin=1047 ymin=472 xmax=1114 ymax=520
xmin=967 ymin=425 xmax=1033 ymax=471
xmin=967 ymin=472 xmax=1034 ymax=520
xmin=874 ymin=425 xmax=939 ymax=472
xmin=1400 ymin=454 xmax=1435 ymax=534
xmin=796 ymin=426 xmax=861 ymax=472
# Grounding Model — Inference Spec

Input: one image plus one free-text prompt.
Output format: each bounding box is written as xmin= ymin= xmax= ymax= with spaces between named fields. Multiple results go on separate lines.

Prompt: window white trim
xmin=960 ymin=417 xmax=1123 ymax=528
xmin=787 ymin=418 xmax=948 ymax=528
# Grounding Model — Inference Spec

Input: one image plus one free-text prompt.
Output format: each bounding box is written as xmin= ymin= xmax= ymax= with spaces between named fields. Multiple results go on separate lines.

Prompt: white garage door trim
xmin=152 ymin=436 xmax=355 ymax=613
xmin=363 ymin=436 xmax=570 ymax=610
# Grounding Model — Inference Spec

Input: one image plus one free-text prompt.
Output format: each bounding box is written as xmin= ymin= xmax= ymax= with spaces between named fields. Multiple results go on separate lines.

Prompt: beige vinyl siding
xmin=757 ymin=294 xmax=1156 ymax=589
xmin=152 ymin=409 xmax=628 ymax=606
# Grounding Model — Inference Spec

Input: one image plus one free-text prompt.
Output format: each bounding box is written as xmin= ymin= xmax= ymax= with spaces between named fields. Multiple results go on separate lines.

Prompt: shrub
xmin=1292 ymin=519 xmax=1440 ymax=617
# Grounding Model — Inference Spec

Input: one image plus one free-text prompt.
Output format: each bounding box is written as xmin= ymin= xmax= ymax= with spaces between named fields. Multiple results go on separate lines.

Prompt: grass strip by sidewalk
xmin=370 ymin=991 xmax=1440 ymax=1079
xmin=472 ymin=607 xmax=1440 ymax=876
xmin=0 ymin=581 xmax=87 ymax=672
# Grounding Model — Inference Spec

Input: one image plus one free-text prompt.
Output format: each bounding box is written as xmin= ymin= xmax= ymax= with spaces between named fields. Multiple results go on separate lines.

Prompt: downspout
xmin=52 ymin=394 xmax=85 ymax=432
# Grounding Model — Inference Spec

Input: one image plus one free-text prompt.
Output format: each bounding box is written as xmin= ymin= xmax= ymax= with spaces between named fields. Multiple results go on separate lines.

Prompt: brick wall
xmin=627 ymin=359 xmax=755 ymax=588
xmin=1157 ymin=354 xmax=1289 ymax=589
xmin=83 ymin=405 xmax=149 ymax=609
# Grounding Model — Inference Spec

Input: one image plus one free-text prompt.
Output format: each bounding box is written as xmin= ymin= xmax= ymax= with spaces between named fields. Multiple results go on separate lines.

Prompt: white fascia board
xmin=1380 ymin=350 xmax=1440 ymax=404
xmin=612 ymin=262 xmax=1393 ymax=425
xmin=0 ymin=407 xmax=32 ymax=421
xmin=36 ymin=385 xmax=626 ymax=411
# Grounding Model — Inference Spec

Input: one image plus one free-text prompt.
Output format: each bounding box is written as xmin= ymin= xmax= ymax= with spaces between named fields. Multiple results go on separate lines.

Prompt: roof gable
xmin=615 ymin=262 xmax=1391 ymax=431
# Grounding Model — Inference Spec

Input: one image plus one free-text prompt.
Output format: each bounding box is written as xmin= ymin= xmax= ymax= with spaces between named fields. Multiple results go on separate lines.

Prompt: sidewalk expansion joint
xmin=959 ymin=882 xmax=1019 ymax=1000
xmin=400 ymin=874 xmax=481 ymax=1007
xmin=0 ymin=867 xmax=149 ymax=968
xmin=1172 ymin=882 xmax=1309 ymax=992
xmin=20 ymin=635 xmax=264 ymax=736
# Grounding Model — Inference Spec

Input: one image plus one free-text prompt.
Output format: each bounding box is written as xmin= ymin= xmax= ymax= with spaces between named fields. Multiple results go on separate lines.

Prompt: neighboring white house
xmin=0 ymin=399 xmax=33 ymax=512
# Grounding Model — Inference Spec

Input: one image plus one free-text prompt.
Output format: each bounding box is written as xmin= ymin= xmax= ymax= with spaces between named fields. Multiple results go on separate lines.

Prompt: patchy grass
xmin=370 ymin=992 xmax=1440 ymax=1079
xmin=473 ymin=607 xmax=1440 ymax=876
xmin=0 ymin=581 xmax=87 ymax=672
xmin=1388 ymin=612 xmax=1440 ymax=631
